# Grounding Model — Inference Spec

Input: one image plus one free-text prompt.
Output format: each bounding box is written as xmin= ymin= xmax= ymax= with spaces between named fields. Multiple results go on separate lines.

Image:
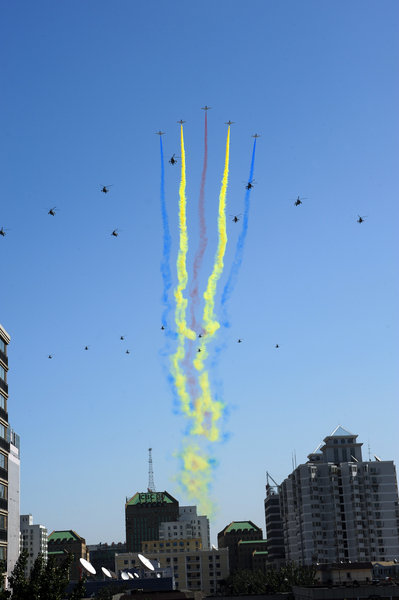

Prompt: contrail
xmin=221 ymin=137 xmax=257 ymax=326
xmin=171 ymin=124 xmax=196 ymax=418
xmin=159 ymin=135 xmax=173 ymax=331
xmin=192 ymin=125 xmax=231 ymax=441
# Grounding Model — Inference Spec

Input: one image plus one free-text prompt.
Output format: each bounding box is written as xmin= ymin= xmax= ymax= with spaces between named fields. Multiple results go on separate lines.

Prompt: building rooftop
xmin=223 ymin=521 xmax=261 ymax=534
xmin=238 ymin=539 xmax=268 ymax=545
xmin=126 ymin=491 xmax=177 ymax=506
xmin=48 ymin=530 xmax=84 ymax=543
xmin=328 ymin=425 xmax=355 ymax=438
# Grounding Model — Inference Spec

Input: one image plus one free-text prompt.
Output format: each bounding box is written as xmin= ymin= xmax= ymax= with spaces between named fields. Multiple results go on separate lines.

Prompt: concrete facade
xmin=6 ymin=433 xmax=20 ymax=579
xmin=279 ymin=426 xmax=399 ymax=565
xmin=159 ymin=506 xmax=211 ymax=550
xmin=115 ymin=546 xmax=229 ymax=595
xmin=20 ymin=514 xmax=48 ymax=576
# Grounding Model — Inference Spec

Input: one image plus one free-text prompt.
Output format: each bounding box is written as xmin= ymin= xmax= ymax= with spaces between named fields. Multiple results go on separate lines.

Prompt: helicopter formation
xmin=2 ymin=114 xmax=369 ymax=364
xmin=47 ymin=336 xmax=131 ymax=359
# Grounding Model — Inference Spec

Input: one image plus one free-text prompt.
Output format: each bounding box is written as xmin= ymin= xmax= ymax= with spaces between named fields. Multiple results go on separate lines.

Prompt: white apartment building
xmin=6 ymin=430 xmax=20 ymax=580
xmin=20 ymin=514 xmax=48 ymax=575
xmin=279 ymin=426 xmax=399 ymax=565
xmin=159 ymin=506 xmax=210 ymax=549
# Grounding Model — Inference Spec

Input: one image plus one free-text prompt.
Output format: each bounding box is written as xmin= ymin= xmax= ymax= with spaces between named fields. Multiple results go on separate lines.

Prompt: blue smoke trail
xmin=220 ymin=138 xmax=257 ymax=327
xmin=159 ymin=136 xmax=173 ymax=331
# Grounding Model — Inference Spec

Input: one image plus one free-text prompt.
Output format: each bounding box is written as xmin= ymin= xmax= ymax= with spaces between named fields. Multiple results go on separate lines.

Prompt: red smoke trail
xmin=184 ymin=112 xmax=209 ymax=401
xmin=190 ymin=111 xmax=209 ymax=330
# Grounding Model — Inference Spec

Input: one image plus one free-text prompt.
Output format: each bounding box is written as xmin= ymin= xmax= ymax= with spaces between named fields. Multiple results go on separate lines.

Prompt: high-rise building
xmin=159 ymin=506 xmax=211 ymax=550
xmin=20 ymin=515 xmax=48 ymax=575
xmin=279 ymin=426 xmax=399 ymax=565
xmin=125 ymin=491 xmax=179 ymax=553
xmin=0 ymin=324 xmax=10 ymax=572
xmin=264 ymin=476 xmax=285 ymax=568
xmin=7 ymin=430 xmax=20 ymax=578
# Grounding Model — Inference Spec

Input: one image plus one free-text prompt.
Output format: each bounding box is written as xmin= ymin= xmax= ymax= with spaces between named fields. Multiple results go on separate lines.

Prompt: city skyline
xmin=1 ymin=0 xmax=398 ymax=545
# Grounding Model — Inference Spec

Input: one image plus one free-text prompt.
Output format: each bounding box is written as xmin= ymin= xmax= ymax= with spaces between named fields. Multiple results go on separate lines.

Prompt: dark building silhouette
xmin=125 ymin=491 xmax=179 ymax=553
xmin=47 ymin=530 xmax=88 ymax=581
xmin=217 ymin=520 xmax=265 ymax=573
xmin=264 ymin=483 xmax=285 ymax=567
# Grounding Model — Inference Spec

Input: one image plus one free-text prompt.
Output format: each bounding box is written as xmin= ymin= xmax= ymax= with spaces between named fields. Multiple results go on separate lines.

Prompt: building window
xmin=0 ymin=454 xmax=7 ymax=470
xmin=0 ymin=366 xmax=4 ymax=382
xmin=0 ymin=515 xmax=6 ymax=529
xmin=0 ymin=395 xmax=5 ymax=410
xmin=0 ymin=485 xmax=6 ymax=499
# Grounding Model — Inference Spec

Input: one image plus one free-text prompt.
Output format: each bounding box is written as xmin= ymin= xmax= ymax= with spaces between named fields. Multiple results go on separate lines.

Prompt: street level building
xmin=279 ymin=426 xmax=399 ymax=565
xmin=125 ymin=491 xmax=179 ymax=553
xmin=20 ymin=514 xmax=48 ymax=576
xmin=115 ymin=546 xmax=229 ymax=594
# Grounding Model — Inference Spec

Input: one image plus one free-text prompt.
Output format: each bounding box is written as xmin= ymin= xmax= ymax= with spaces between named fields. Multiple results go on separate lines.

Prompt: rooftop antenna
xmin=368 ymin=440 xmax=371 ymax=462
xmin=148 ymin=448 xmax=155 ymax=492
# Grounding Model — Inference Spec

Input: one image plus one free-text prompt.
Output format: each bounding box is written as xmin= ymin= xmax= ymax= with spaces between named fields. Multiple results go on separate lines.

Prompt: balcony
xmin=0 ymin=407 xmax=8 ymax=423
xmin=0 ymin=380 xmax=7 ymax=395
xmin=0 ymin=529 xmax=6 ymax=542
xmin=0 ymin=350 xmax=7 ymax=367
xmin=0 ymin=438 xmax=9 ymax=453
xmin=0 ymin=499 xmax=7 ymax=511
xmin=0 ymin=467 xmax=7 ymax=482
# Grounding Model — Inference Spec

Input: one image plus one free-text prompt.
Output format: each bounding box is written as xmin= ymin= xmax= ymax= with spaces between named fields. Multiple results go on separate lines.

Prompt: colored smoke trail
xmin=171 ymin=124 xmax=196 ymax=417
xmin=189 ymin=110 xmax=209 ymax=330
xmin=191 ymin=126 xmax=231 ymax=441
xmin=184 ymin=111 xmax=209 ymax=401
xmin=159 ymin=136 xmax=173 ymax=330
xmin=221 ymin=138 xmax=257 ymax=325
xmin=178 ymin=442 xmax=215 ymax=516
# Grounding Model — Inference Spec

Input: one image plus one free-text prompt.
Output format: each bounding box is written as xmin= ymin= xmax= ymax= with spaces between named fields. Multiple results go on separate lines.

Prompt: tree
xmin=1 ymin=551 xmax=86 ymax=600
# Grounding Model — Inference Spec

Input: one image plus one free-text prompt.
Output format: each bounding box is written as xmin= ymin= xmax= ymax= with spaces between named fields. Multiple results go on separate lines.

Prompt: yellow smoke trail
xmin=171 ymin=124 xmax=196 ymax=417
xmin=189 ymin=126 xmax=231 ymax=441
xmin=178 ymin=443 xmax=215 ymax=516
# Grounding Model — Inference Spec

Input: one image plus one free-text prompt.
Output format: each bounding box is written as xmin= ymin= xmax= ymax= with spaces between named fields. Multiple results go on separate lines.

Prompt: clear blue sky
xmin=1 ymin=0 xmax=398 ymax=545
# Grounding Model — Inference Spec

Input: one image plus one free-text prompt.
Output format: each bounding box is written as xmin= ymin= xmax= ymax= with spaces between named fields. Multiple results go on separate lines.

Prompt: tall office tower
xmin=159 ymin=506 xmax=211 ymax=550
xmin=7 ymin=430 xmax=20 ymax=578
xmin=125 ymin=491 xmax=179 ymax=552
xmin=20 ymin=515 xmax=48 ymax=576
xmin=279 ymin=426 xmax=399 ymax=565
xmin=264 ymin=478 xmax=285 ymax=567
xmin=0 ymin=325 xmax=10 ymax=570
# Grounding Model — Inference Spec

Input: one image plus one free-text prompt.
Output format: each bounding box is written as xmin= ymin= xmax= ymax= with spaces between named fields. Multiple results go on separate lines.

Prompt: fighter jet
xmin=275 ymin=344 xmax=279 ymax=349
xmin=237 ymin=339 xmax=243 ymax=343
xmin=294 ymin=196 xmax=307 ymax=206
xmin=0 ymin=227 xmax=9 ymax=237
xmin=111 ymin=229 xmax=119 ymax=237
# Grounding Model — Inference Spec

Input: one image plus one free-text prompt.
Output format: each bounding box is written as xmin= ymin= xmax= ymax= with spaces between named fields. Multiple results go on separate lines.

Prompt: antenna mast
xmin=148 ymin=448 xmax=155 ymax=492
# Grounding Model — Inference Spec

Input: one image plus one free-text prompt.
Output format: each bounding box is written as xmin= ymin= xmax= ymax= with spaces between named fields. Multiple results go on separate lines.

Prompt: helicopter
xmin=84 ymin=346 xmax=89 ymax=351
xmin=237 ymin=339 xmax=243 ymax=343
xmin=126 ymin=349 xmax=130 ymax=355
xmin=161 ymin=325 xmax=165 ymax=331
xmin=48 ymin=354 xmax=53 ymax=359
xmin=275 ymin=344 xmax=279 ymax=349
xmin=120 ymin=335 xmax=125 ymax=341
xmin=101 ymin=185 xmax=112 ymax=193
xmin=294 ymin=195 xmax=307 ymax=206
xmin=245 ymin=180 xmax=256 ymax=190
xmin=0 ymin=227 xmax=9 ymax=237
xmin=230 ymin=214 xmax=242 ymax=223
xmin=169 ymin=154 xmax=178 ymax=165
xmin=111 ymin=229 xmax=119 ymax=237
xmin=197 ymin=348 xmax=202 ymax=353
xmin=357 ymin=215 xmax=367 ymax=224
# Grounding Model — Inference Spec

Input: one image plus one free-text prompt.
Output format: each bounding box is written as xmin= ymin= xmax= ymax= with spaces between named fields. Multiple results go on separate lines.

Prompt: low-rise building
xmin=218 ymin=521 xmax=265 ymax=573
xmin=47 ymin=529 xmax=88 ymax=581
xmin=115 ymin=546 xmax=229 ymax=594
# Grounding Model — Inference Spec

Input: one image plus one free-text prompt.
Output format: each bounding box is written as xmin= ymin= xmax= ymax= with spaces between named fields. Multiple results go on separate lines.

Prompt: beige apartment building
xmin=115 ymin=541 xmax=229 ymax=595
